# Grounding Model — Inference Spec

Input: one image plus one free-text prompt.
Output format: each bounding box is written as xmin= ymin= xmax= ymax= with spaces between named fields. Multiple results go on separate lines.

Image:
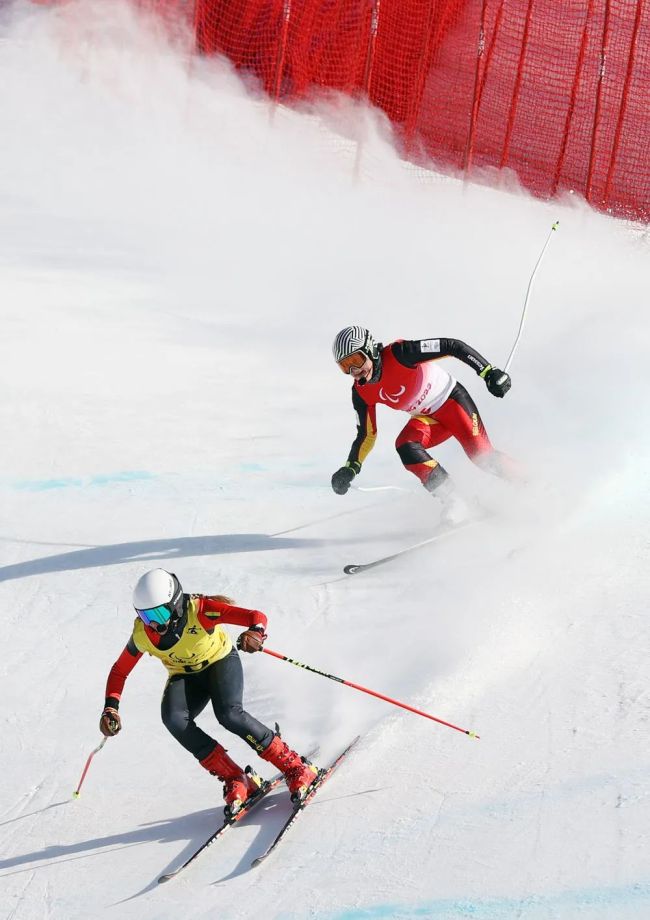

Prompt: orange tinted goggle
xmin=338 ymin=351 xmax=368 ymax=373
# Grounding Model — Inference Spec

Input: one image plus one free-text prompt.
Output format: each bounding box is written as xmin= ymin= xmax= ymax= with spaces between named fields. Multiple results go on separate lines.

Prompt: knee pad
xmin=396 ymin=440 xmax=432 ymax=466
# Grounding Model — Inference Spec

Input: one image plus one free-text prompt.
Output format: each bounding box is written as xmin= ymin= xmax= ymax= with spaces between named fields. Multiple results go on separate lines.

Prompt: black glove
xmin=237 ymin=626 xmax=267 ymax=653
xmin=99 ymin=707 xmax=121 ymax=737
xmin=483 ymin=366 xmax=511 ymax=398
xmin=331 ymin=462 xmax=360 ymax=495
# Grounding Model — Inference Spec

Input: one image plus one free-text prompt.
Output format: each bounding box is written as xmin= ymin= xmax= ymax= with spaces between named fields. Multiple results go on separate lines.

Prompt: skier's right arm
xmin=100 ymin=638 xmax=143 ymax=737
xmin=331 ymin=388 xmax=377 ymax=495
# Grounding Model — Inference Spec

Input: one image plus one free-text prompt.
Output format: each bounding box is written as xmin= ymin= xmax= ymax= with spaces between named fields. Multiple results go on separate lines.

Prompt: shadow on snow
xmin=0 ymin=533 xmax=332 ymax=583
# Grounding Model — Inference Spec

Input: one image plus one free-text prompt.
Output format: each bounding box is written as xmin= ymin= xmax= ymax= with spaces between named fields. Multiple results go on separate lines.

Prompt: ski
xmin=157 ymin=773 xmax=283 ymax=883
xmin=251 ymin=735 xmax=361 ymax=868
xmin=157 ymin=745 xmax=319 ymax=883
xmin=344 ymin=516 xmax=483 ymax=574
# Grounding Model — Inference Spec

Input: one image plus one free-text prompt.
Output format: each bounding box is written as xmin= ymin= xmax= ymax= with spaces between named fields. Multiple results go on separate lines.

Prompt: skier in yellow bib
xmin=99 ymin=569 xmax=317 ymax=814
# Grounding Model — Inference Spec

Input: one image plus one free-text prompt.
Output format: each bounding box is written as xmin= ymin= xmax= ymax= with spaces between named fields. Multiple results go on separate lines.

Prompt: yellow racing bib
xmin=132 ymin=595 xmax=232 ymax=676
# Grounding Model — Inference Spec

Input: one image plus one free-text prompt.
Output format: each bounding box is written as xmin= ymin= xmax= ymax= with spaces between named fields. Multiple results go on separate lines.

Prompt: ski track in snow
xmin=1 ymin=2 xmax=649 ymax=919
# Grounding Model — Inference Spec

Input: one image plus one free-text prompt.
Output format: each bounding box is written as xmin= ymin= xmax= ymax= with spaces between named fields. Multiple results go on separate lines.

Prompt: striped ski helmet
xmin=332 ymin=326 xmax=379 ymax=364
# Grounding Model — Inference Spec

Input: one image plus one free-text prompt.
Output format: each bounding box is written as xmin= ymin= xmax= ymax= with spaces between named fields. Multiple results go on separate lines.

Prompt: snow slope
xmin=1 ymin=3 xmax=649 ymax=919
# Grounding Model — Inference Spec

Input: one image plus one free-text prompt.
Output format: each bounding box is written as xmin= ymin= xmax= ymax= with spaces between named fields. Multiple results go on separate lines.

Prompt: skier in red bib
xmin=99 ymin=569 xmax=317 ymax=814
xmin=331 ymin=326 xmax=513 ymax=520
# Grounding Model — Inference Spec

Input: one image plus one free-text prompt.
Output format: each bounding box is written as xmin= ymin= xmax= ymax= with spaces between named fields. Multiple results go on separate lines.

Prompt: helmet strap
xmin=369 ymin=346 xmax=383 ymax=383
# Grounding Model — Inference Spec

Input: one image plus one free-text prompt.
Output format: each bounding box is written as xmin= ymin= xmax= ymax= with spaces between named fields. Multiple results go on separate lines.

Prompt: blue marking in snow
xmin=10 ymin=471 xmax=154 ymax=491
xmin=239 ymin=462 xmax=268 ymax=472
xmin=14 ymin=477 xmax=84 ymax=491
xmin=325 ymin=882 xmax=650 ymax=920
xmin=88 ymin=471 xmax=154 ymax=485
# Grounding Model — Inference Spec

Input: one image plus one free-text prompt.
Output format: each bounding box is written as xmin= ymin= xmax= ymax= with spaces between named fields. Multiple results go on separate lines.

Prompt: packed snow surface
xmin=1 ymin=2 xmax=648 ymax=918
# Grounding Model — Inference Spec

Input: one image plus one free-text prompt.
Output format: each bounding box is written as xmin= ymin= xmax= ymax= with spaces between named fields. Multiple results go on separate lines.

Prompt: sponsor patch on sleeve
xmin=420 ymin=339 xmax=441 ymax=353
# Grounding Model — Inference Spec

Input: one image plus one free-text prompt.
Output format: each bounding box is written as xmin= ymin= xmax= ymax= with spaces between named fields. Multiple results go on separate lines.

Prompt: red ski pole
xmin=73 ymin=737 xmax=108 ymax=798
xmin=262 ymin=648 xmax=479 ymax=739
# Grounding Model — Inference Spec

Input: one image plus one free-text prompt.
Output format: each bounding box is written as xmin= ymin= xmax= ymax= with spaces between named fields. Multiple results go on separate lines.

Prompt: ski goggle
xmin=337 ymin=351 xmax=368 ymax=373
xmin=135 ymin=604 xmax=173 ymax=628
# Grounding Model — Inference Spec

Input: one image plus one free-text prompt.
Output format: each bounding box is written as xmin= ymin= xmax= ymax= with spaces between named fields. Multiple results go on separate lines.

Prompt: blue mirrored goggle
xmin=136 ymin=604 xmax=172 ymax=627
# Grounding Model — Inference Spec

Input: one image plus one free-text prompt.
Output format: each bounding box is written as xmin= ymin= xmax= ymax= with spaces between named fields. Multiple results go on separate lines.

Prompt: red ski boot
xmin=200 ymin=744 xmax=261 ymax=815
xmin=260 ymin=735 xmax=318 ymax=802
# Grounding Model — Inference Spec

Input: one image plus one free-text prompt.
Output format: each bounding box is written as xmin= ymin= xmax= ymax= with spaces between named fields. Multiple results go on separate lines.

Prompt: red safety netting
xmin=186 ymin=0 xmax=650 ymax=222
xmin=51 ymin=0 xmax=650 ymax=222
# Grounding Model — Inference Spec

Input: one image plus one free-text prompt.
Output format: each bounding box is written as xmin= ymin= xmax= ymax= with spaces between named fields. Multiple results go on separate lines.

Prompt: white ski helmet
xmin=132 ymin=568 xmax=184 ymax=627
xmin=332 ymin=326 xmax=379 ymax=364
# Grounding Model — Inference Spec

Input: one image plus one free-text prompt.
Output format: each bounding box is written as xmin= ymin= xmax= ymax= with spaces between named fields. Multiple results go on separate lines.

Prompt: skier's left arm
xmin=198 ymin=597 xmax=268 ymax=653
xmin=394 ymin=339 xmax=511 ymax=397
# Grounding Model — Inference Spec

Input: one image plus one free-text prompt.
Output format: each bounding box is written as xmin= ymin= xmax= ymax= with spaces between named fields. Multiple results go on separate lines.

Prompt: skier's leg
xmin=432 ymin=383 xmax=519 ymax=479
xmin=207 ymin=648 xmax=274 ymax=752
xmin=161 ymin=672 xmax=215 ymax=760
xmin=396 ymin=414 xmax=472 ymax=522
xmin=162 ymin=670 xmax=253 ymax=811
xmin=430 ymin=383 xmax=492 ymax=460
xmin=209 ymin=648 xmax=317 ymax=802
xmin=395 ymin=416 xmax=451 ymax=490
